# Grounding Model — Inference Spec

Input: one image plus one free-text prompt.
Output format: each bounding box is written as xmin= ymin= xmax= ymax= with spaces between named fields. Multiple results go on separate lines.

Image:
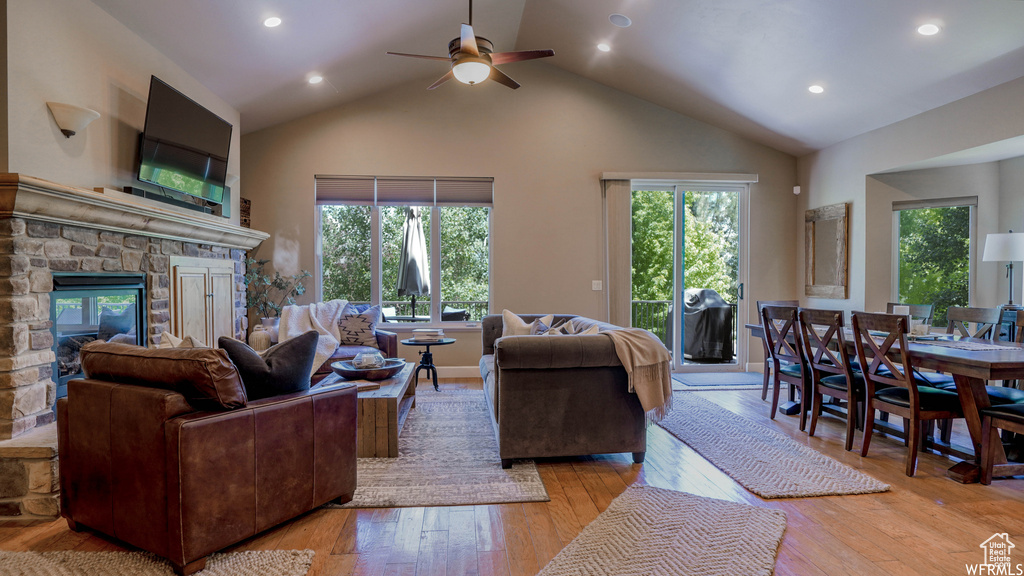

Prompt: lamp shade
xmin=982 ymin=232 xmax=1024 ymax=262
xmin=46 ymin=102 xmax=100 ymax=138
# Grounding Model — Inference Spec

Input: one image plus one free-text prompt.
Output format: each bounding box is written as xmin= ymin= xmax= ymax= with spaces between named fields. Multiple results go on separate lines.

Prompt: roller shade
xmin=315 ymin=175 xmax=493 ymax=207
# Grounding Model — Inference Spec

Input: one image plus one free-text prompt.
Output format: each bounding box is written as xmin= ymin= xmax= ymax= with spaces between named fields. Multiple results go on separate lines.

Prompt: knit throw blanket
xmin=603 ymin=327 xmax=673 ymax=423
xmin=280 ymin=299 xmax=349 ymax=377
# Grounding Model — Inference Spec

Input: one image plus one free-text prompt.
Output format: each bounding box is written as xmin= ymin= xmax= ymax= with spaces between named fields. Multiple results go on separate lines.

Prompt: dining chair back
xmin=761 ymin=305 xmax=810 ymax=427
xmin=756 ymin=300 xmax=798 ymax=401
xmin=1013 ymin=310 xmax=1024 ymax=343
xmin=945 ymin=306 xmax=1003 ymax=340
xmin=798 ymin=308 xmax=860 ymax=450
xmin=886 ymin=302 xmax=934 ymax=324
xmin=851 ymin=311 xmax=964 ymax=476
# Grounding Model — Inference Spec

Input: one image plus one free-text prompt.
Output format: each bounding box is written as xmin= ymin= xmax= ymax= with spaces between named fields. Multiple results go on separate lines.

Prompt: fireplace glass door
xmin=51 ymin=273 xmax=146 ymax=401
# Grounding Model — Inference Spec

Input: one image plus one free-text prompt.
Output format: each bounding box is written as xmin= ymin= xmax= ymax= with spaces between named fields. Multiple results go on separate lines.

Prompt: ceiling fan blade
xmin=386 ymin=51 xmax=452 ymax=62
xmin=461 ymin=23 xmax=480 ymax=56
xmin=428 ymin=70 xmax=455 ymax=90
xmin=489 ymin=67 xmax=520 ymax=90
xmin=489 ymin=49 xmax=555 ymax=66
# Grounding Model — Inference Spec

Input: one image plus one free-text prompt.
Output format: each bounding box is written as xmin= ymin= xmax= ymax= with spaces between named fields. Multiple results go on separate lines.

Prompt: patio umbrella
xmin=396 ymin=206 xmax=430 ymax=317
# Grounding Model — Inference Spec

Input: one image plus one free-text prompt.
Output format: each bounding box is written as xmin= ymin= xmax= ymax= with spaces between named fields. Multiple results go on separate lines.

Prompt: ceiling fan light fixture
xmin=453 ymin=58 xmax=491 ymax=85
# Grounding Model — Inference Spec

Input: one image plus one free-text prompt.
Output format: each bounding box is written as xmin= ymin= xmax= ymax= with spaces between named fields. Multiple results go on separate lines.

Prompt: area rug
xmin=0 ymin=549 xmax=313 ymax=576
xmin=336 ymin=389 xmax=549 ymax=508
xmin=672 ymin=371 xmax=764 ymax=391
xmin=537 ymin=485 xmax=786 ymax=576
xmin=658 ymin=392 xmax=890 ymax=499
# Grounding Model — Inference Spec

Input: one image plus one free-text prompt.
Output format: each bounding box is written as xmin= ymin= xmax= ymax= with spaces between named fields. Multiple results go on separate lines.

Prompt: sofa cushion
xmin=79 ymin=341 xmax=247 ymax=410
xmin=502 ymin=310 xmax=554 ymax=337
xmin=338 ymin=305 xmax=381 ymax=347
xmin=219 ymin=331 xmax=320 ymax=401
xmin=98 ymin=304 xmax=136 ymax=341
xmin=156 ymin=332 xmax=206 ymax=348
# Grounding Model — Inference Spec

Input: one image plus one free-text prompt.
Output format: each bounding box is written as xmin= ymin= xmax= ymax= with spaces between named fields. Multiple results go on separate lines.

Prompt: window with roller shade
xmin=315 ymin=176 xmax=492 ymax=323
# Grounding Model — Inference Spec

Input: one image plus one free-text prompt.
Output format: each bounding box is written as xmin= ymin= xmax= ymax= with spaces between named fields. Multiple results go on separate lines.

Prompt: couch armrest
xmin=164 ymin=383 xmax=357 ymax=566
xmin=375 ymin=329 xmax=397 ymax=357
xmin=495 ymin=334 xmax=623 ymax=370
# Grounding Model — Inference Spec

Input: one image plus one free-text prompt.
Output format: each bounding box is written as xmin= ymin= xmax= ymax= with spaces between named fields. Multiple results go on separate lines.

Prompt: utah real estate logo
xmin=967 ymin=533 xmax=1021 ymax=575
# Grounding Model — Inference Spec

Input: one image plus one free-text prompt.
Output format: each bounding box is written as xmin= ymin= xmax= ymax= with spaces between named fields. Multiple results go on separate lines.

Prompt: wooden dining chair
xmin=886 ymin=302 xmax=934 ymax=324
xmin=851 ymin=311 xmax=965 ymax=477
xmin=944 ymin=305 xmax=1003 ymax=340
xmin=761 ymin=305 xmax=809 ymax=428
xmin=798 ymin=308 xmax=861 ymax=450
xmin=757 ymin=300 xmax=798 ymax=401
xmin=980 ymin=404 xmax=1024 ymax=484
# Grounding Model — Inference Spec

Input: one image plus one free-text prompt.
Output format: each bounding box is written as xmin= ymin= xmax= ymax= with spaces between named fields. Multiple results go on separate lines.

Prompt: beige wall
xmin=6 ymin=0 xmax=241 ymax=224
xmin=798 ymin=76 xmax=1024 ymax=315
xmin=242 ymin=63 xmax=798 ymax=367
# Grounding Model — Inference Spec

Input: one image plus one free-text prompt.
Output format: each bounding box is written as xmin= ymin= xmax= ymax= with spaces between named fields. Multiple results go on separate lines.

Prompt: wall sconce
xmin=46 ymin=102 xmax=100 ymax=138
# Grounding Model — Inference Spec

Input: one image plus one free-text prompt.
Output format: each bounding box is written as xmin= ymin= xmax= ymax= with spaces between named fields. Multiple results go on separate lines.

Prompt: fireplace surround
xmin=0 ymin=173 xmax=267 ymax=520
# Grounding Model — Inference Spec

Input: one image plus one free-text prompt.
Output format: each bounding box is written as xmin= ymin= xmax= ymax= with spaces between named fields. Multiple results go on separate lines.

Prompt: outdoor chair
xmin=798 ymin=308 xmax=862 ymax=450
xmin=761 ymin=305 xmax=809 ymax=428
xmin=851 ymin=311 xmax=964 ymax=477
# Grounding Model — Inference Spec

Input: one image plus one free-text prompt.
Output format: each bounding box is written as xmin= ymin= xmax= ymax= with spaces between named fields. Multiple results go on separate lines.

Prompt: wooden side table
xmin=400 ymin=337 xmax=456 ymax=391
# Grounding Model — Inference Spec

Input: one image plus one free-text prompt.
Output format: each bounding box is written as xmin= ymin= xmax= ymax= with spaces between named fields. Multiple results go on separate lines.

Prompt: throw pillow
xmin=97 ymin=304 xmax=136 ymax=341
xmin=157 ymin=332 xmax=207 ymax=348
xmin=338 ymin=305 xmax=381 ymax=348
xmin=219 ymin=330 xmax=320 ymax=401
xmin=501 ymin=310 xmax=554 ymax=337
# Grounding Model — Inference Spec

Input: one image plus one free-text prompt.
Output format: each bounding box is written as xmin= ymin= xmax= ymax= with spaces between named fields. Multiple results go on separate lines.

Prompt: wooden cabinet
xmin=170 ymin=256 xmax=236 ymax=347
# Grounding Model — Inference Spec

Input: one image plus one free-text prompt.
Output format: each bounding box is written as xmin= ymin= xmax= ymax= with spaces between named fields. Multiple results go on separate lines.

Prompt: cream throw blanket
xmin=280 ymin=299 xmax=349 ymax=377
xmin=603 ymin=327 xmax=673 ymax=423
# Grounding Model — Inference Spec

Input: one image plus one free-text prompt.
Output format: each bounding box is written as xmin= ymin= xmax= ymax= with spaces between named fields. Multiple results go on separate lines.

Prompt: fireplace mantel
xmin=0 ymin=173 xmax=267 ymax=249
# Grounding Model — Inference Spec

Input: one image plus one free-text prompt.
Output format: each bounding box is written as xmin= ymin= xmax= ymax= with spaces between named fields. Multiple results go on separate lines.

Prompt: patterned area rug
xmin=673 ymin=371 xmax=764 ymax=391
xmin=0 ymin=550 xmax=313 ymax=576
xmin=336 ymin=389 xmax=549 ymax=508
xmin=537 ymin=486 xmax=786 ymax=576
xmin=659 ymin=392 xmax=890 ymax=499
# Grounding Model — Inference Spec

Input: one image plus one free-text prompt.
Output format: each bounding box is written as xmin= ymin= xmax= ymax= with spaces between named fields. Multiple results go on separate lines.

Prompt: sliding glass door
xmin=631 ymin=183 xmax=747 ymax=371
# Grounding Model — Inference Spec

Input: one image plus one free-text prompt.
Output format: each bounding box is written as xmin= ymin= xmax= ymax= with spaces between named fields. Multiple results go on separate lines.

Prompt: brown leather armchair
xmin=57 ymin=345 xmax=358 ymax=575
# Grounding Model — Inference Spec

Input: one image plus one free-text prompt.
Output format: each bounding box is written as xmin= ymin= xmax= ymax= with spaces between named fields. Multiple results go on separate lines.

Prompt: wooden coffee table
xmin=318 ymin=362 xmax=415 ymax=458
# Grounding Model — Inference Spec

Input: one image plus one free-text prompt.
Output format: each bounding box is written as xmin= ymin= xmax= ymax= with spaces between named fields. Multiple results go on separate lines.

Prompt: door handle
xmin=739 ymin=283 xmax=744 ymax=300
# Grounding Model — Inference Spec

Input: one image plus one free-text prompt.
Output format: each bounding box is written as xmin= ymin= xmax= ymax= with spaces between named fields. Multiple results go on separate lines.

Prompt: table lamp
xmin=982 ymin=231 xmax=1024 ymax=306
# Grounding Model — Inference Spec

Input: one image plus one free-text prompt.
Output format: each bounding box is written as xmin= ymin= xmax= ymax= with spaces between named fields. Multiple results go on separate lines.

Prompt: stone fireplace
xmin=0 ymin=173 xmax=267 ymax=520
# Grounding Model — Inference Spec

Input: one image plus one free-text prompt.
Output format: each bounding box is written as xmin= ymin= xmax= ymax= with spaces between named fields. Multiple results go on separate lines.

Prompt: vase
xmin=248 ymin=324 xmax=272 ymax=352
xmin=261 ymin=317 xmax=280 ymax=342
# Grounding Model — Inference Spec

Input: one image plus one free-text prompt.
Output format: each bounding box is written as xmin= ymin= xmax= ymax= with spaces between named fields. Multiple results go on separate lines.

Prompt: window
xmin=316 ymin=176 xmax=492 ymax=323
xmin=893 ymin=197 xmax=975 ymax=326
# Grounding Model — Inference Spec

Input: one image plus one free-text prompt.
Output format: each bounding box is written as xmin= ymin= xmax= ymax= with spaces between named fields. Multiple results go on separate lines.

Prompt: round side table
xmin=400 ymin=337 xmax=456 ymax=391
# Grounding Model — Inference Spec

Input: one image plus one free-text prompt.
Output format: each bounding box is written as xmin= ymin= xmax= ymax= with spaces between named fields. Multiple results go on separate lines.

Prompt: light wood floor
xmin=3 ymin=378 xmax=1024 ymax=575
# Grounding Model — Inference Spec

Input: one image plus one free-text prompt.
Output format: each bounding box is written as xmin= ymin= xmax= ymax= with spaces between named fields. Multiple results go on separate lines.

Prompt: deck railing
xmin=349 ymin=300 xmax=489 ymax=322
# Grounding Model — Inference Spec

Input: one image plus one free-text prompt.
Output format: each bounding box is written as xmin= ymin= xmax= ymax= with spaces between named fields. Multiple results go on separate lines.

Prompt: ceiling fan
xmin=386 ymin=0 xmax=554 ymax=90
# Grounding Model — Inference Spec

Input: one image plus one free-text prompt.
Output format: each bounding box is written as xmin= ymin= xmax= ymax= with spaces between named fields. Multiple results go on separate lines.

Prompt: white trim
xmin=605 ymin=172 xmax=758 ymax=184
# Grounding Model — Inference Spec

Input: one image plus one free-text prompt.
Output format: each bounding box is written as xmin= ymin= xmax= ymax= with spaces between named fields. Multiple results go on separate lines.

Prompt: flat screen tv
xmin=137 ymin=76 xmax=232 ymax=204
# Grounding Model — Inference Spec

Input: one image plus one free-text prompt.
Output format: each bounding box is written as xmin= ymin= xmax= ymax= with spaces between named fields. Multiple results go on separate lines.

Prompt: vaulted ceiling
xmin=89 ymin=0 xmax=1024 ymax=156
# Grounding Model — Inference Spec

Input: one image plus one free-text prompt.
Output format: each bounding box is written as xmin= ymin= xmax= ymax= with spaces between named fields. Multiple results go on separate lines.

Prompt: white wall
xmin=241 ymin=63 xmax=798 ymax=366
xmin=798 ymin=76 xmax=1024 ymax=314
xmin=6 ymin=0 xmax=241 ymax=223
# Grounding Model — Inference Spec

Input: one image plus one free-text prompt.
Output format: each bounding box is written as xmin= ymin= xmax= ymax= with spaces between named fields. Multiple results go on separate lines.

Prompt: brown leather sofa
xmin=479 ymin=314 xmax=647 ymax=468
xmin=311 ymin=329 xmax=398 ymax=385
xmin=57 ymin=343 xmax=357 ymax=575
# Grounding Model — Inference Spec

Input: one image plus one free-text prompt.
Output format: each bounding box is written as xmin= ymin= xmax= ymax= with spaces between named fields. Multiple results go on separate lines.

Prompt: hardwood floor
xmin=3 ymin=377 xmax=1024 ymax=575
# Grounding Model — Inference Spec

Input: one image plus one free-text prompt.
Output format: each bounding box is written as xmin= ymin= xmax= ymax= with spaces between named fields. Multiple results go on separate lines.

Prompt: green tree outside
xmin=898 ymin=206 xmax=970 ymax=326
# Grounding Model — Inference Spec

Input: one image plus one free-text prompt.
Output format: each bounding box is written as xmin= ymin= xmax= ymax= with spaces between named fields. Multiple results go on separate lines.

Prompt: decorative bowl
xmin=331 ymin=358 xmax=405 ymax=381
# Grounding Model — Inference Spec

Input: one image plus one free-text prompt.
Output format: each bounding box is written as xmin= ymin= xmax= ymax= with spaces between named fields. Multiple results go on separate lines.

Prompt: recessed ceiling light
xmin=917 ymin=23 xmax=941 ymax=36
xmin=308 ymin=75 xmax=323 ymax=85
xmin=609 ymin=13 xmax=631 ymax=28
xmin=597 ymin=43 xmax=611 ymax=52
xmin=808 ymin=85 xmax=824 ymax=94
xmin=264 ymin=16 xmax=282 ymax=28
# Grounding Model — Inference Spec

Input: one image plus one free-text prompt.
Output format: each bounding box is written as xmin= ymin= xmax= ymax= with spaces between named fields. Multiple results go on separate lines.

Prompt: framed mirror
xmin=805 ymin=202 xmax=849 ymax=298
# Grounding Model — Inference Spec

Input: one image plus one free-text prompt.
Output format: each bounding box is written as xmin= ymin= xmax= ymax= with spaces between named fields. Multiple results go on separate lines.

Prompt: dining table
xmin=746 ymin=322 xmax=1024 ymax=484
